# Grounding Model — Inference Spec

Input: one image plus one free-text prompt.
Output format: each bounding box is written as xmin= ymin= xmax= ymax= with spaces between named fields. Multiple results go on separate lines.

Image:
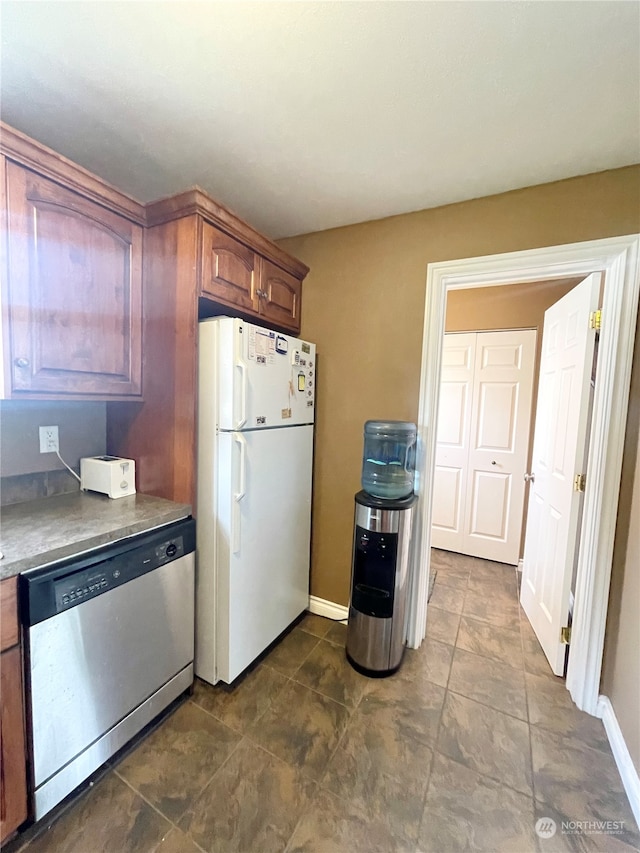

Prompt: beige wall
xmin=601 ymin=319 xmax=640 ymax=771
xmin=280 ymin=164 xmax=640 ymax=767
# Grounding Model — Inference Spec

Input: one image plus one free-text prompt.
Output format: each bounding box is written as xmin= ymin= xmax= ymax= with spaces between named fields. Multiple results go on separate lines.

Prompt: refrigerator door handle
xmin=234 ymin=433 xmax=247 ymax=502
xmin=232 ymin=433 xmax=247 ymax=555
xmin=235 ymin=359 xmax=248 ymax=428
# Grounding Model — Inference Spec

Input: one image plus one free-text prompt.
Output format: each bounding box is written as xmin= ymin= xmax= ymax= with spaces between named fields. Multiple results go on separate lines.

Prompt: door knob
xmin=524 ymin=472 xmax=535 ymax=483
xmin=14 ymin=357 xmax=30 ymax=368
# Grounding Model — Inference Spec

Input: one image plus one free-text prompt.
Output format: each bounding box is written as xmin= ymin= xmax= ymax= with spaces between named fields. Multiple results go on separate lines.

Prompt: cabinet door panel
xmin=200 ymin=222 xmax=257 ymax=312
xmin=259 ymin=258 xmax=301 ymax=333
xmin=0 ymin=647 xmax=28 ymax=842
xmin=6 ymin=163 xmax=142 ymax=396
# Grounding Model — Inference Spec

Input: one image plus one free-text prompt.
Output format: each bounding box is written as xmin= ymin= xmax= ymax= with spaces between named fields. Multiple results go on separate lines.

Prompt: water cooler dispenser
xmin=346 ymin=421 xmax=418 ymax=677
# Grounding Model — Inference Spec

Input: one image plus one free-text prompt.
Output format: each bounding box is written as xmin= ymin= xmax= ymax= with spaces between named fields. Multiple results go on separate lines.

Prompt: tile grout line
xmin=112 ymin=769 xmax=206 ymax=852
xmin=518 ymin=582 xmax=541 ymax=853
xmin=115 ymin=733 xmax=245 ymax=850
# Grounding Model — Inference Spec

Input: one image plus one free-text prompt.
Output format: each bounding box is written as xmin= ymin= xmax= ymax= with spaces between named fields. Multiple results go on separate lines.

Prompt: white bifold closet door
xmin=431 ymin=330 xmax=537 ymax=565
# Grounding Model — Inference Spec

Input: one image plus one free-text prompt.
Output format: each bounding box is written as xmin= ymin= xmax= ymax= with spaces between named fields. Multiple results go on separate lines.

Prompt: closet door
xmin=432 ymin=330 xmax=536 ymax=565
xmin=431 ymin=334 xmax=476 ymax=551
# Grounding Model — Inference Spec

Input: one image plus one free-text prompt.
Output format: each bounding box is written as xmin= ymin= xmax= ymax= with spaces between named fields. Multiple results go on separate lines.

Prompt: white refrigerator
xmin=196 ymin=317 xmax=316 ymax=684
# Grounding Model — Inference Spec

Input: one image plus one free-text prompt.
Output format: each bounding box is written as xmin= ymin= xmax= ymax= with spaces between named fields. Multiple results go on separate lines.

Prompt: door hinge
xmin=561 ymin=626 xmax=572 ymax=644
xmin=589 ymin=310 xmax=602 ymax=331
xmin=573 ymin=473 xmax=586 ymax=492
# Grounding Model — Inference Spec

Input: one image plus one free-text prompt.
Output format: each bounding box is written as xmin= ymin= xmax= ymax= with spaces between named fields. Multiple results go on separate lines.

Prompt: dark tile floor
xmin=14 ymin=550 xmax=639 ymax=853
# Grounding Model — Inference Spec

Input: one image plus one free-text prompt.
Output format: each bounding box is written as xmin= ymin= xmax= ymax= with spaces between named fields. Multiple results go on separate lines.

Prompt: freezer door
xmin=210 ymin=424 xmax=313 ymax=684
xmin=200 ymin=317 xmax=316 ymax=430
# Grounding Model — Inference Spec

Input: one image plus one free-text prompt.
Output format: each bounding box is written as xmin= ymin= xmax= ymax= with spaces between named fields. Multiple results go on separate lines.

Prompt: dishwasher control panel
xmin=22 ymin=518 xmax=196 ymax=625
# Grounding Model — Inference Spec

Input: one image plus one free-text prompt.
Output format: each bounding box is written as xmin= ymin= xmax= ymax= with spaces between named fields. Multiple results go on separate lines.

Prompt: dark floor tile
xmin=470 ymin=558 xmax=518 ymax=580
xmin=321 ymin=706 xmax=433 ymax=845
xmin=457 ymin=615 xmax=522 ymax=667
xmin=425 ymin=605 xmax=461 ymax=644
xmin=428 ymin=581 xmax=465 ymax=614
xmin=324 ymin=620 xmax=348 ymax=646
xmin=287 ymin=787 xmax=407 ymax=853
xmin=191 ymin=666 xmax=288 ymax=734
xmin=430 ymin=549 xmax=475 ymax=573
xmin=248 ymin=680 xmax=350 ymax=780
xmin=115 ymin=702 xmax=241 ymax=822
xmin=467 ymin=572 xmax=518 ymax=599
xmin=449 ymin=647 xmax=528 ymax=720
xmin=20 ymin=772 xmax=171 ymax=853
xmin=432 ymin=566 xmax=469 ymax=591
xmin=298 ymin=613 xmax=332 ymax=638
xmin=153 ymin=827 xmax=204 ymax=853
xmin=463 ymin=589 xmax=521 ymax=631
xmin=418 ymin=752 xmax=536 ymax=852
xmin=437 ymin=691 xmax=533 ymax=796
xmin=179 ymin=740 xmax=315 ymax=853
xmin=402 ymin=636 xmax=454 ymax=688
xmin=295 ymin=639 xmax=368 ymax=708
xmin=531 ymin=727 xmax=639 ymax=847
xmin=526 ymin=673 xmax=610 ymax=752
xmin=261 ymin=628 xmax=320 ymax=677
xmin=361 ymin=672 xmax=446 ymax=748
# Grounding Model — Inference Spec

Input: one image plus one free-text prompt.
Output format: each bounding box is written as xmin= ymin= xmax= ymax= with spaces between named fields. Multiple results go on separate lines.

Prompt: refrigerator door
xmin=197 ymin=424 xmax=313 ymax=685
xmin=200 ymin=317 xmax=316 ymax=430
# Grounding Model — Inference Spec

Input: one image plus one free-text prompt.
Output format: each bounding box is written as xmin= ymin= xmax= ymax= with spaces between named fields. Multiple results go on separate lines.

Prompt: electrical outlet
xmin=39 ymin=425 xmax=59 ymax=454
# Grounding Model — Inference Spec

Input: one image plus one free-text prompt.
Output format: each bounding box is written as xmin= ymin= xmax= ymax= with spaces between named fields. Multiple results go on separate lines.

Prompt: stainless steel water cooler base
xmin=346 ymin=610 xmax=404 ymax=677
xmin=346 ymin=490 xmax=417 ymax=677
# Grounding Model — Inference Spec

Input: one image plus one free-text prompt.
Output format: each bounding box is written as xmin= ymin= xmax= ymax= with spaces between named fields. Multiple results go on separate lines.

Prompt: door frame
xmin=407 ymin=234 xmax=640 ymax=715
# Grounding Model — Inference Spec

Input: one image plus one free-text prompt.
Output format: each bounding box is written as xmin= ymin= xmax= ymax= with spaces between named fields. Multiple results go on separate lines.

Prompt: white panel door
xmin=431 ymin=333 xmax=475 ymax=550
xmin=432 ymin=330 xmax=536 ymax=564
xmin=520 ymin=274 xmax=600 ymax=675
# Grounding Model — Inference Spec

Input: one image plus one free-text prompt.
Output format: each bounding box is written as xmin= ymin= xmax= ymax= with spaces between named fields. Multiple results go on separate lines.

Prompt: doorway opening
xmin=408 ymin=235 xmax=640 ymax=716
xmin=431 ymin=277 xmax=595 ymax=681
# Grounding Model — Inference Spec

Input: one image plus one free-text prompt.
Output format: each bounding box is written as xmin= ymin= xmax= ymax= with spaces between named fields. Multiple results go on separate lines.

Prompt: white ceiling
xmin=1 ymin=2 xmax=638 ymax=239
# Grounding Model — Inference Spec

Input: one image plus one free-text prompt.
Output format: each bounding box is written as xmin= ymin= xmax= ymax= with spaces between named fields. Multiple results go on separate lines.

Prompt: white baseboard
xmin=308 ymin=595 xmax=349 ymax=621
xmin=597 ymin=695 xmax=640 ymax=829
xmin=517 ymin=559 xmax=524 ymax=573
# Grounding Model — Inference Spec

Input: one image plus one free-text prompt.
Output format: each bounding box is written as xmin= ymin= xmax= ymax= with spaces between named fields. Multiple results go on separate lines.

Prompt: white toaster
xmin=80 ymin=456 xmax=136 ymax=499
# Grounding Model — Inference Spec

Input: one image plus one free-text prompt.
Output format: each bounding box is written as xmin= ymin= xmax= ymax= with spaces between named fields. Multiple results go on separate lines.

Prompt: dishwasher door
xmin=29 ymin=551 xmax=194 ymax=791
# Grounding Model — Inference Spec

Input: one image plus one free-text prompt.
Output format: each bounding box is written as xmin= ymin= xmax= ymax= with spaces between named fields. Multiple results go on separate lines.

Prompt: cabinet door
xmin=0 ymin=647 xmax=28 ymax=842
xmin=258 ymin=258 xmax=301 ymax=333
xmin=5 ymin=162 xmax=142 ymax=396
xmin=200 ymin=222 xmax=257 ymax=313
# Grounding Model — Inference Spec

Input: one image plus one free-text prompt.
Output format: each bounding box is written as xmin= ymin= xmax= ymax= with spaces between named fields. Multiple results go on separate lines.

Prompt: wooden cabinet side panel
xmin=0 ymin=647 xmax=28 ymax=843
xmin=108 ymin=217 xmax=198 ymax=506
xmin=0 ymin=579 xmax=18 ymax=653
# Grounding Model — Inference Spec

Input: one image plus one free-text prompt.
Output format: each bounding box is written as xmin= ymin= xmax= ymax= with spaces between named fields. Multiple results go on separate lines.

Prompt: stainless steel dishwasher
xmin=21 ymin=517 xmax=196 ymax=820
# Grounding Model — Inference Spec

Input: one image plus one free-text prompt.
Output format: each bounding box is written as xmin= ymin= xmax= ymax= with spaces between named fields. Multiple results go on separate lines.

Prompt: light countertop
xmin=0 ymin=491 xmax=191 ymax=580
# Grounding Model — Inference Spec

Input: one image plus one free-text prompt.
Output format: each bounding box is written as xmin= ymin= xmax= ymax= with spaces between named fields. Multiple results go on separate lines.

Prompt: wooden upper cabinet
xmin=4 ymin=161 xmax=142 ymax=397
xmin=200 ymin=222 xmax=257 ymax=313
xmin=258 ymin=258 xmax=301 ymax=332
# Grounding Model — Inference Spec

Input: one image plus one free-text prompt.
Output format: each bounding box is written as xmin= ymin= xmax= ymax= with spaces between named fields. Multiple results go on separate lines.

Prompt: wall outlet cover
xmin=39 ymin=425 xmax=59 ymax=454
